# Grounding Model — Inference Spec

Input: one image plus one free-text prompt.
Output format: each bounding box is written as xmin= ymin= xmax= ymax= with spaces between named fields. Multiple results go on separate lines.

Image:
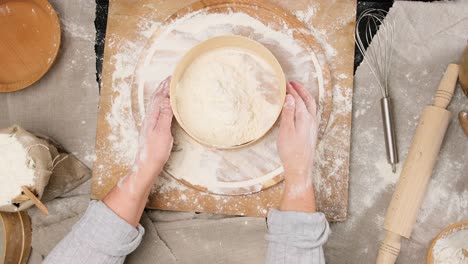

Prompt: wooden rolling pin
xmin=376 ymin=64 xmax=460 ymax=264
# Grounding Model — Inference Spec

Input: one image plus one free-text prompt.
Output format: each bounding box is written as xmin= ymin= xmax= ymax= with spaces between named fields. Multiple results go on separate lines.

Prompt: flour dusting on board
xmin=293 ymin=4 xmax=337 ymax=60
xmin=294 ymin=6 xmax=316 ymax=24
xmin=106 ymin=45 xmax=140 ymax=166
xmin=98 ymin=5 xmax=351 ymax=217
xmin=134 ymin=10 xmax=333 ymax=195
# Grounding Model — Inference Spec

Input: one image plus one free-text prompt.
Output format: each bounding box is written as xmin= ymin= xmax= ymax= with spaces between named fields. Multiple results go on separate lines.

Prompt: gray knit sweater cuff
xmin=73 ymin=200 xmax=145 ymax=256
xmin=266 ymin=209 xmax=330 ymax=248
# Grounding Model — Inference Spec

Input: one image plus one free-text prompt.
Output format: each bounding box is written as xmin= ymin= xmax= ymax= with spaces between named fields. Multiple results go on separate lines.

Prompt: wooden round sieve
xmin=426 ymin=221 xmax=468 ymax=264
xmin=0 ymin=211 xmax=32 ymax=264
xmin=170 ymin=35 xmax=286 ymax=149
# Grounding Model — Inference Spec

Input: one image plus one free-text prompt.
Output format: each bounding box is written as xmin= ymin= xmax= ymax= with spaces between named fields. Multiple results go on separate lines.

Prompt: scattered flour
xmin=433 ymin=228 xmax=468 ymax=264
xmin=104 ymin=10 xmax=331 ymax=193
xmin=100 ymin=4 xmax=352 ymax=216
xmin=293 ymin=6 xmax=316 ymax=24
xmin=84 ymin=152 xmax=97 ymax=163
xmin=105 ymin=43 xmax=142 ymax=166
xmin=292 ymin=5 xmax=337 ymax=62
xmin=0 ymin=134 xmax=36 ymax=206
xmin=138 ymin=19 xmax=162 ymax=39
xmin=134 ymin=10 xmax=331 ymax=194
xmin=61 ymin=18 xmax=95 ymax=42
xmin=136 ymin=11 xmax=326 ymax=119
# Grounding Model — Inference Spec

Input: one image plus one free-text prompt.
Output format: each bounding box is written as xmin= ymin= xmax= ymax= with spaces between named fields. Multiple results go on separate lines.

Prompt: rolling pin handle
xmin=432 ymin=64 xmax=459 ymax=109
xmin=376 ymin=231 xmax=401 ymax=264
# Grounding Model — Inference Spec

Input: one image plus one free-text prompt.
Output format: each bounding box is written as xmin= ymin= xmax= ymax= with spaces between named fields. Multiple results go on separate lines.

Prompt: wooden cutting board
xmin=92 ymin=0 xmax=356 ymax=221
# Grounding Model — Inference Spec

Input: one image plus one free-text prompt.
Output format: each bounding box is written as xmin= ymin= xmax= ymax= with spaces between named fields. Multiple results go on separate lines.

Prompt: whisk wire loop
xmin=355 ymin=8 xmax=394 ymax=98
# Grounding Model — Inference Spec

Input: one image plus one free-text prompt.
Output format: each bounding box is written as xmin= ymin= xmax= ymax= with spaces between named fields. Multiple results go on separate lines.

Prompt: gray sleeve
xmin=265 ymin=209 xmax=330 ymax=264
xmin=43 ymin=200 xmax=145 ymax=264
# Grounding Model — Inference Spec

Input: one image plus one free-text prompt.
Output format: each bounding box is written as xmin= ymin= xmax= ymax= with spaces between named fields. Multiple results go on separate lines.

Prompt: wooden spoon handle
xmin=20 ymin=186 xmax=49 ymax=216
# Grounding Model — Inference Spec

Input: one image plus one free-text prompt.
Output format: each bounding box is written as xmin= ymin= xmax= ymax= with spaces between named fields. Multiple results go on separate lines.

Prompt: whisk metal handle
xmin=381 ymin=97 xmax=398 ymax=172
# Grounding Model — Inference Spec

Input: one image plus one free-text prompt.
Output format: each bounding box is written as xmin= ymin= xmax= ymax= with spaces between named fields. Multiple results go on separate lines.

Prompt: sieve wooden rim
xmin=426 ymin=221 xmax=468 ymax=264
xmin=169 ymin=35 xmax=286 ymax=149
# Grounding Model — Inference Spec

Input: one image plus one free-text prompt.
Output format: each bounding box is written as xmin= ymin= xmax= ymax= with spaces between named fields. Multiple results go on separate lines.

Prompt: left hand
xmin=134 ymin=77 xmax=174 ymax=178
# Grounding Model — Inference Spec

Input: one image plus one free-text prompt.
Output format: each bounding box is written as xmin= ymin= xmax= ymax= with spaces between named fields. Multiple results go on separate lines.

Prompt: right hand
xmin=104 ymin=78 xmax=175 ymax=228
xmin=277 ymin=81 xmax=319 ymax=212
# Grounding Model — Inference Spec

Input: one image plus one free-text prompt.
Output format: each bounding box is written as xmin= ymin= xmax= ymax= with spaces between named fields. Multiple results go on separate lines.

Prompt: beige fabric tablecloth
xmin=1 ymin=1 xmax=467 ymax=263
xmin=326 ymin=1 xmax=468 ymax=262
xmin=0 ymin=0 xmax=99 ymax=169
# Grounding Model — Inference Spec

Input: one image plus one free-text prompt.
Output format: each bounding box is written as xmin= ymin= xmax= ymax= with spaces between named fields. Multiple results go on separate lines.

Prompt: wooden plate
xmin=130 ymin=0 xmax=332 ymax=195
xmin=0 ymin=211 xmax=31 ymax=264
xmin=170 ymin=35 xmax=286 ymax=149
xmin=426 ymin=221 xmax=468 ymax=263
xmin=0 ymin=0 xmax=61 ymax=93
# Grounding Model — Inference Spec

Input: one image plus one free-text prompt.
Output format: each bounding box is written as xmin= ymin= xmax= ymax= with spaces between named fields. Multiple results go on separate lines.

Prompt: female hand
xmin=104 ymin=77 xmax=174 ymax=227
xmin=277 ymin=81 xmax=319 ymax=213
xmin=134 ymin=77 xmax=174 ymax=179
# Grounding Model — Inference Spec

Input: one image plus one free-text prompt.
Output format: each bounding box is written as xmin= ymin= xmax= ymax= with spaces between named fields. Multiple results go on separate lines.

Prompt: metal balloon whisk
xmin=355 ymin=9 xmax=399 ymax=173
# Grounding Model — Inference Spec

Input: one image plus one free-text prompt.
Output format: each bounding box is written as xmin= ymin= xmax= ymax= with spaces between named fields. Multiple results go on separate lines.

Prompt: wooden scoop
xmin=459 ymin=44 xmax=468 ymax=96
xmin=20 ymin=186 xmax=49 ymax=216
xmin=426 ymin=221 xmax=468 ymax=263
xmin=458 ymin=44 xmax=468 ymax=136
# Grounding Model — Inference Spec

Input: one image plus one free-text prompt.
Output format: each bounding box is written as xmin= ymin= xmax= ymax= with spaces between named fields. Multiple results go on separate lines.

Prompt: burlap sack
xmin=0 ymin=125 xmax=90 ymax=212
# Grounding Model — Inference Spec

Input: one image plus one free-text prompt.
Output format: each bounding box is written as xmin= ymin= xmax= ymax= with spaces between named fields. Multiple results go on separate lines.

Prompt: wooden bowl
xmin=426 ymin=221 xmax=468 ymax=264
xmin=0 ymin=211 xmax=31 ymax=264
xmin=0 ymin=0 xmax=61 ymax=93
xmin=170 ymin=35 xmax=286 ymax=149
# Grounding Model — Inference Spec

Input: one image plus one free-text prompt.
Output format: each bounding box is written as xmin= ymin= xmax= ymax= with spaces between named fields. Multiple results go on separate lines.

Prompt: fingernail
xmin=284 ymin=94 xmax=295 ymax=108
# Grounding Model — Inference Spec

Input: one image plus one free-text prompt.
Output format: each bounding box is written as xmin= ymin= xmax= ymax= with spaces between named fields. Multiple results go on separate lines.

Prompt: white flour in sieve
xmin=433 ymin=228 xmax=468 ymax=264
xmin=175 ymin=47 xmax=281 ymax=147
xmin=0 ymin=134 xmax=36 ymax=206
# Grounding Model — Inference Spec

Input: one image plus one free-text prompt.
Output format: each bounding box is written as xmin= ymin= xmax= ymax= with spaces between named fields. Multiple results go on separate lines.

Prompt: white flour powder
xmin=98 ymin=2 xmax=359 ymax=202
xmin=101 ymin=6 xmax=345 ymax=196
xmin=132 ymin=10 xmax=328 ymax=193
xmin=0 ymin=134 xmax=36 ymax=206
xmin=105 ymin=11 xmax=328 ymax=164
xmin=175 ymin=47 xmax=281 ymax=147
xmin=136 ymin=11 xmax=326 ymax=120
xmin=94 ymin=2 xmax=357 ymax=218
xmin=433 ymin=229 xmax=468 ymax=264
